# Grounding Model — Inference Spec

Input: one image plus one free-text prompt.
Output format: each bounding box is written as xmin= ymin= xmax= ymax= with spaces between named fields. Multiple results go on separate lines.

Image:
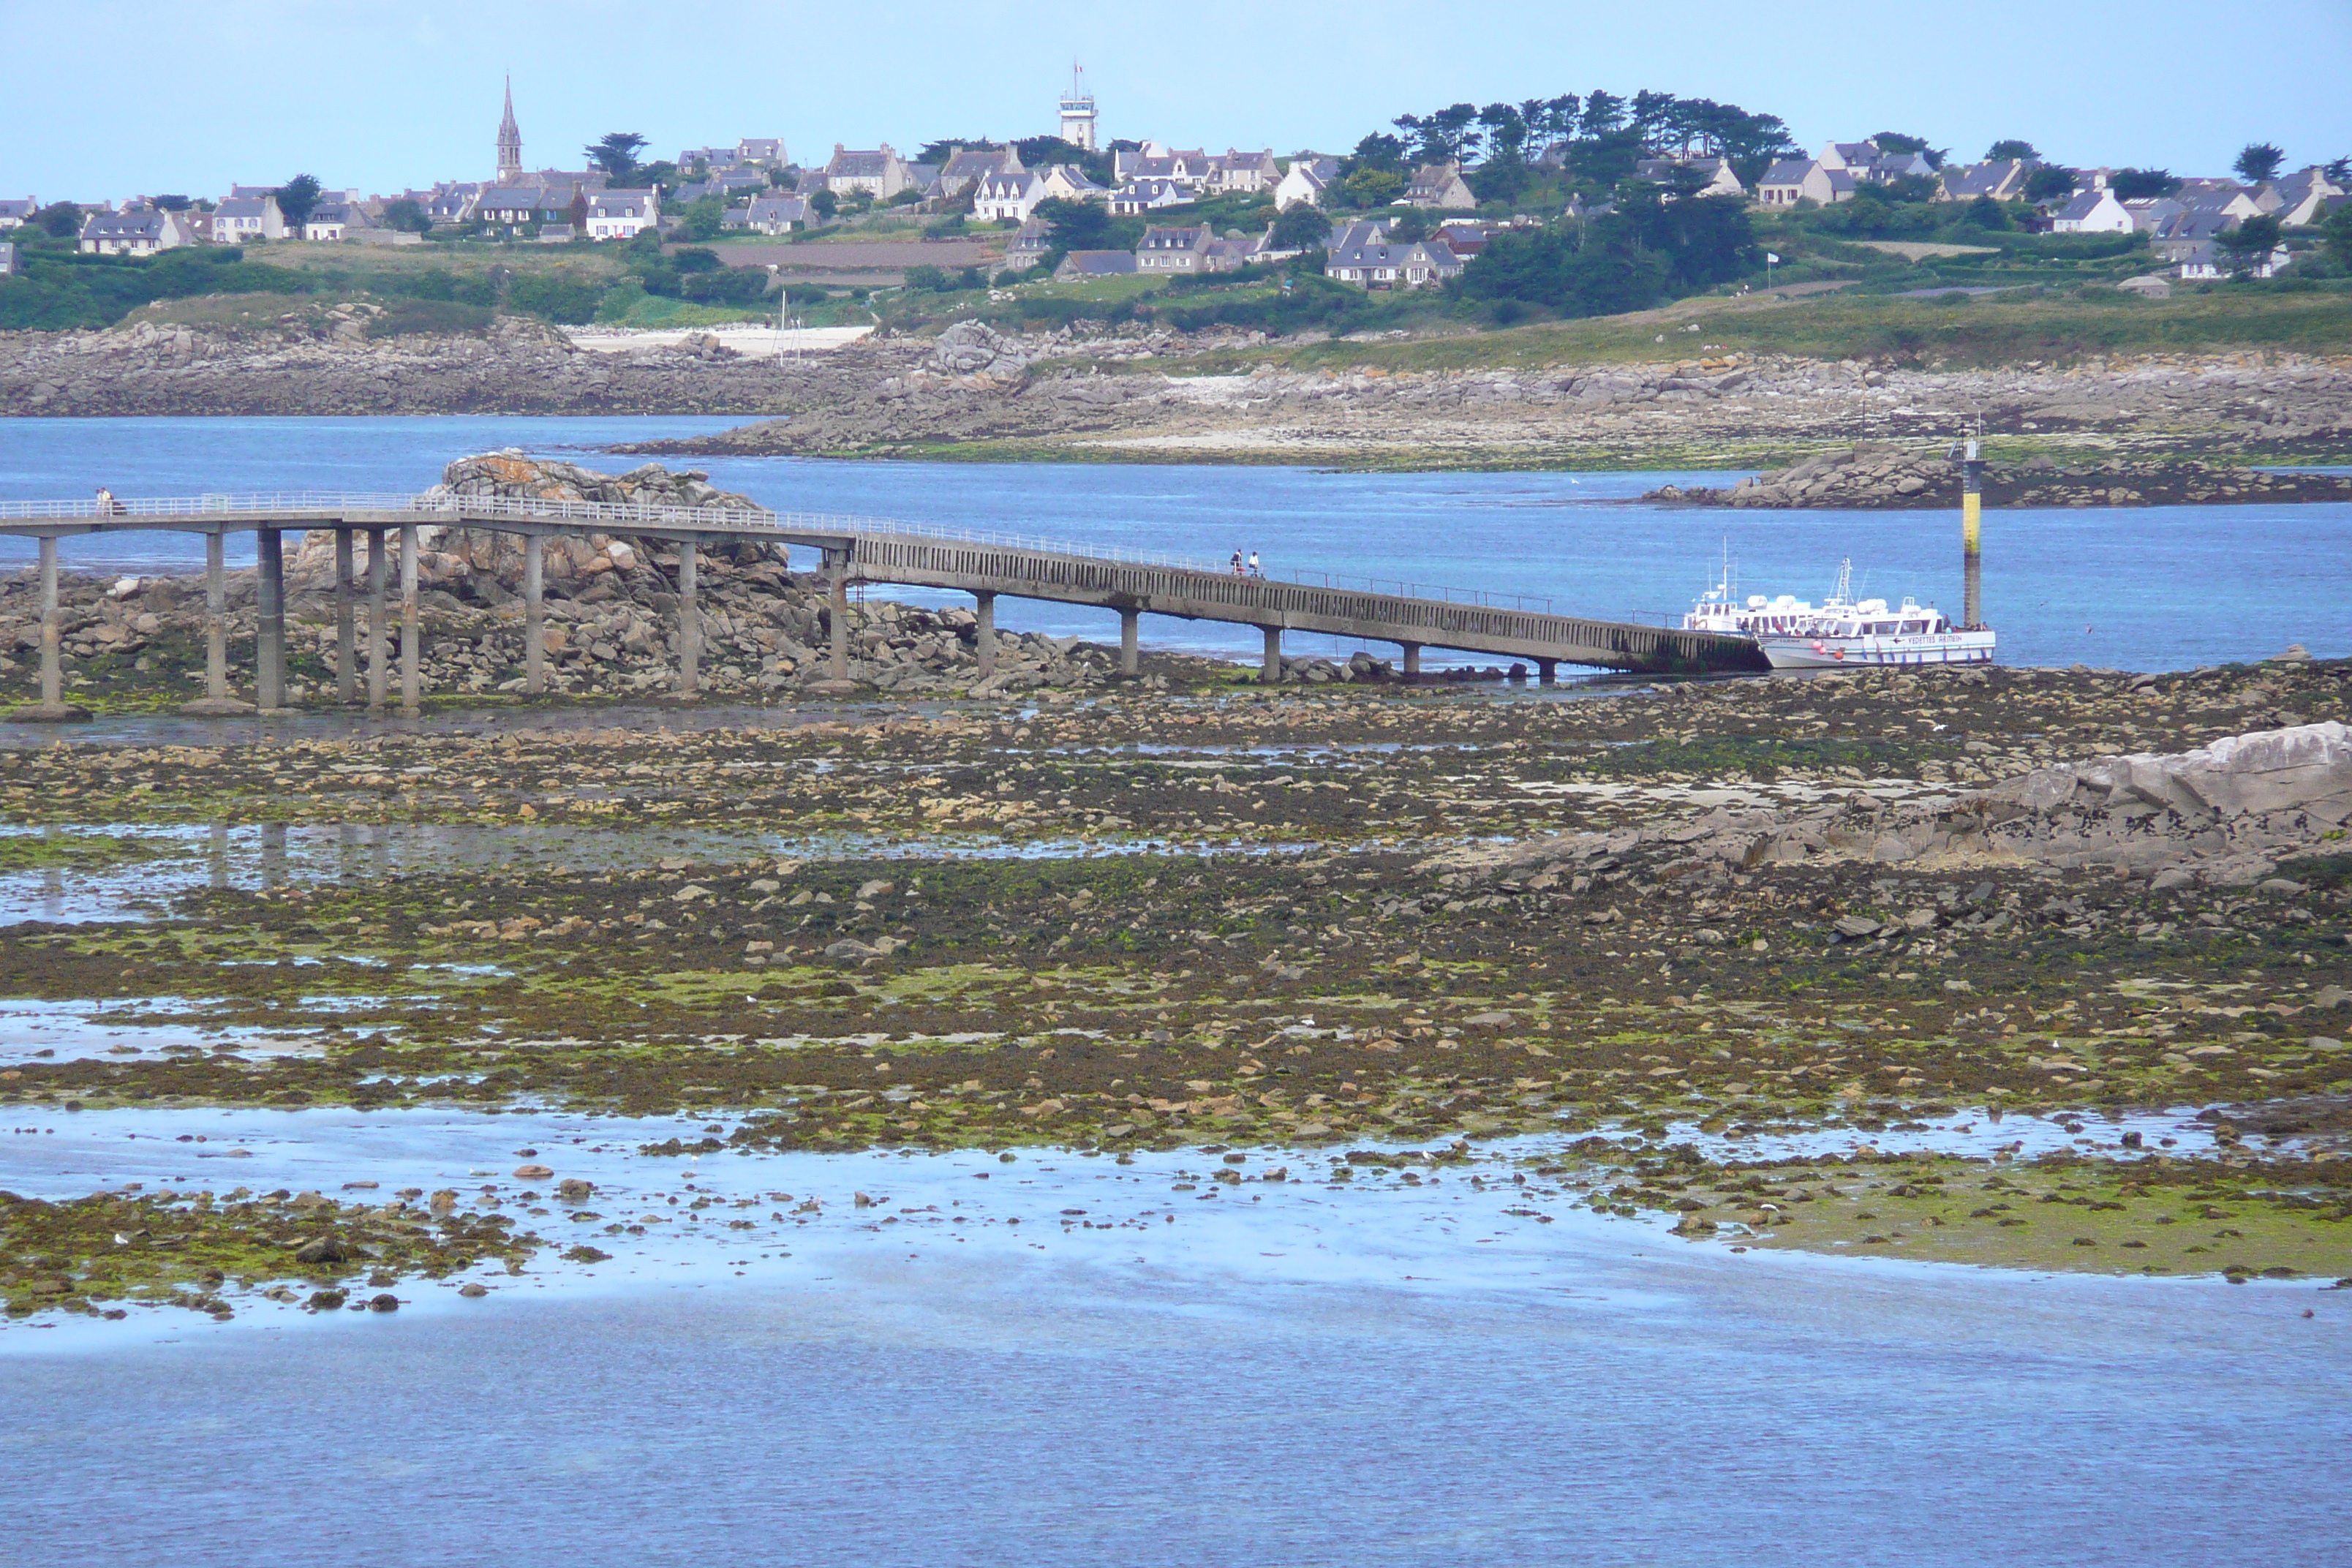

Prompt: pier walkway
xmin=0 ymin=491 xmax=1760 ymax=718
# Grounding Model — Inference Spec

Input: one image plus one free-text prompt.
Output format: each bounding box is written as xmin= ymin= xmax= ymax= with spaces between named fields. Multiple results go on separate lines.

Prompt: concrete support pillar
xmin=523 ymin=534 xmax=545 ymax=695
xmin=1119 ymin=606 xmax=1139 ymax=677
xmin=1261 ymin=624 xmax=1282 ymax=685
xmin=365 ymin=528 xmax=388 ymax=713
xmin=38 ymin=537 xmax=62 ymax=708
xmin=7 ymin=535 xmax=91 ymax=720
xmin=255 ymin=528 xmax=284 ymax=713
xmin=333 ymin=529 xmax=357 ymax=704
xmin=974 ymin=589 xmax=996 ymax=677
xmin=399 ymin=524 xmax=420 ymax=717
xmin=1537 ymin=657 xmax=1558 ymax=687
xmin=676 ymin=540 xmax=701 ymax=698
xmin=831 ymin=554 xmax=853 ymax=679
xmin=178 ymin=532 xmax=250 ymax=717
xmin=1401 ymin=642 xmax=1421 ymax=679
xmin=204 ymin=533 xmax=229 ymax=701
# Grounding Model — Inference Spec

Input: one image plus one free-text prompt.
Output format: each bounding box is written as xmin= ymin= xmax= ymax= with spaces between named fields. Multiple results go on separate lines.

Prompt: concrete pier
xmin=181 ymin=532 xmax=252 ymax=717
xmin=365 ymin=527 xmax=388 ymax=713
xmin=828 ymin=554 xmax=850 ymax=682
xmin=1537 ymin=657 xmax=1557 ymax=687
xmin=399 ymin=524 xmax=420 ymax=717
xmin=1262 ymin=625 xmax=1281 ymax=685
xmin=676 ymin=540 xmax=701 ymax=698
xmin=975 ymin=590 xmax=996 ymax=677
xmin=7 ymin=536 xmax=90 ymax=721
xmin=334 ymin=529 xmax=356 ymax=704
xmin=523 ymin=535 xmax=545 ymax=694
xmin=1119 ymin=606 xmax=1139 ymax=677
xmin=255 ymin=528 xmax=284 ymax=713
xmin=1401 ymin=642 xmax=1421 ymax=679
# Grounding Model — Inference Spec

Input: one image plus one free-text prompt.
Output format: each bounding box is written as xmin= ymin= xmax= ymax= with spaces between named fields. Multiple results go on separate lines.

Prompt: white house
xmin=972 ymin=169 xmax=1048 ymax=224
xmin=2257 ymin=166 xmax=2347 ymax=227
xmin=1756 ymin=159 xmax=1855 ymax=206
xmin=1108 ymin=178 xmax=1194 ymax=216
xmin=0 ymin=197 xmax=37 ymax=227
xmin=2178 ymin=238 xmax=2289 ymax=280
xmin=2051 ymin=186 xmax=2131 ymax=233
xmin=587 ymin=188 xmax=659 ymax=239
xmin=1324 ymin=219 xmax=1461 ymax=287
xmin=738 ymin=195 xmax=807 ymax=234
xmin=78 ymin=208 xmax=197 ymax=255
xmin=302 ymin=203 xmax=370 ymax=242
xmin=212 ymin=194 xmax=286 ymax=241
xmin=1274 ymin=156 xmax=1338 ymax=210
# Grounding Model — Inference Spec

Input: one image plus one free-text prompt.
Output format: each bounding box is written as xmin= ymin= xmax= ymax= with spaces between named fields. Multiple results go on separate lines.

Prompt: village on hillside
xmin=3 ymin=68 xmax=2346 ymax=332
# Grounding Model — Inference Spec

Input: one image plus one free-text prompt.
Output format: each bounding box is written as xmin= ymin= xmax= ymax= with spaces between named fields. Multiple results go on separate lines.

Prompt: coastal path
xmin=0 ymin=491 xmax=1761 ymax=719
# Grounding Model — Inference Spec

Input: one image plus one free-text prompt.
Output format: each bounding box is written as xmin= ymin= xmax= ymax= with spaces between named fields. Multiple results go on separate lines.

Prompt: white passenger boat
xmin=1686 ymin=557 xmax=1995 ymax=669
xmin=1754 ymin=592 xmax=1995 ymax=668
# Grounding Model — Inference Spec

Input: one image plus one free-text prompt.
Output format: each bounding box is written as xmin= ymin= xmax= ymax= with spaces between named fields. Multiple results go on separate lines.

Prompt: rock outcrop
xmin=1645 ymin=443 xmax=2352 ymax=510
xmin=1441 ymin=722 xmax=2352 ymax=893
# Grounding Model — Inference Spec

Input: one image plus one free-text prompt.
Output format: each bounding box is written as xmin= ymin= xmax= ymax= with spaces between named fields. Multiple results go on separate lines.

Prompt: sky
xmin=4 ymin=0 xmax=2348 ymax=200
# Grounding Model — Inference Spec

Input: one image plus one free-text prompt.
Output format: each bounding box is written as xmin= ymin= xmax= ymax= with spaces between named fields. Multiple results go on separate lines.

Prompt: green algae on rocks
xmin=0 ymin=1187 xmax=540 ymax=1319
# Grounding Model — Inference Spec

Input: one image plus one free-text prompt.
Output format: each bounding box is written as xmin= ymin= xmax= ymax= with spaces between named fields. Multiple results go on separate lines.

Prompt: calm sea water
xmin=1 ymin=1107 xmax=2345 ymax=1568
xmin=1 ymin=416 xmax=2344 ymax=671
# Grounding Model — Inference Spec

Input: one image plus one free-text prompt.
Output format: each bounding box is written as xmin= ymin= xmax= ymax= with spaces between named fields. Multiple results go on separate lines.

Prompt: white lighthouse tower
xmin=1058 ymin=62 xmax=1097 ymax=152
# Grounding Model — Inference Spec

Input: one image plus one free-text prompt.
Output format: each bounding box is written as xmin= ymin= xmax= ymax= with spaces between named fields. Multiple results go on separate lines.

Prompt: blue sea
xmin=1 ymin=415 xmax=2342 ymax=671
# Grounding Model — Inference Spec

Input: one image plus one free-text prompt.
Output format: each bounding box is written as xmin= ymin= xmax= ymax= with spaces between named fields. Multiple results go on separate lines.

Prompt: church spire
xmin=497 ymin=76 xmax=523 ymax=181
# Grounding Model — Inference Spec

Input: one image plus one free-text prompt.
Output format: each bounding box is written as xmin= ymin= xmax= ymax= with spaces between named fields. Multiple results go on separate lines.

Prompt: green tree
xmin=274 ymin=175 xmax=323 ymax=229
xmin=1963 ymin=195 xmax=2010 ymax=230
xmin=2323 ymin=155 xmax=2350 ymax=183
xmin=1341 ymin=167 xmax=1405 ymax=208
xmin=2232 ymin=142 xmax=2285 ymax=185
xmin=903 ymin=263 xmax=950 ymax=291
xmin=382 ymin=198 xmax=429 ymax=233
xmin=1270 ymin=202 xmax=1330 ymax=252
xmin=587 ymin=132 xmax=649 ymax=183
xmin=2213 ymin=214 xmax=2283 ymax=276
xmin=1348 ymin=132 xmax=1407 ymax=173
xmin=2024 ymin=165 xmax=2078 ymax=203
xmin=809 ymin=189 xmax=838 ymax=221
xmin=1985 ymin=140 xmax=2039 ymax=162
xmin=2323 ymin=199 xmax=2352 ymax=271
xmin=2109 ymin=167 xmax=2181 ymax=200
xmin=34 ymin=202 xmax=80 ymax=238
xmin=1386 ymin=208 xmax=1431 ymax=242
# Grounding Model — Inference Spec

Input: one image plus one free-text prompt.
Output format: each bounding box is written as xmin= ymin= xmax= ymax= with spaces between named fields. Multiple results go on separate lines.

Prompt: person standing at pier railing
xmin=94 ymin=486 xmax=124 ymax=516
xmin=1248 ymin=551 xmax=1262 ymax=578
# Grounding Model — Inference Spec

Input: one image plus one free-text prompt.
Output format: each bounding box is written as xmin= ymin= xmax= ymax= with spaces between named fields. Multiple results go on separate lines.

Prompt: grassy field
xmin=1158 ymin=284 xmax=2352 ymax=374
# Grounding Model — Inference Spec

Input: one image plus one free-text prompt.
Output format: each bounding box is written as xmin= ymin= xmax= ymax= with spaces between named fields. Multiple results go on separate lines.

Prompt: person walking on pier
xmin=1231 ymin=549 xmax=1244 ymax=576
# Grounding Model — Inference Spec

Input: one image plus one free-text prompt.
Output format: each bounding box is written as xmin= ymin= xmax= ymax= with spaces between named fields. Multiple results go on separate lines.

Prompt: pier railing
xmin=0 ymin=490 xmax=1552 ymax=612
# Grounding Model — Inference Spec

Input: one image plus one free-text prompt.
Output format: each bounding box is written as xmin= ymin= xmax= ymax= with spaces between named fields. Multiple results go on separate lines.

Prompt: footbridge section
xmin=0 ymin=491 xmax=1760 ymax=720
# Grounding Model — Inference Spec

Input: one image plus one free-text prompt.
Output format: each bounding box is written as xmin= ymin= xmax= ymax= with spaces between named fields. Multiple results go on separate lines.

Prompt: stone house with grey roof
xmin=823 ymin=144 xmax=916 ymax=200
xmin=1324 ymin=219 xmax=1460 ymax=287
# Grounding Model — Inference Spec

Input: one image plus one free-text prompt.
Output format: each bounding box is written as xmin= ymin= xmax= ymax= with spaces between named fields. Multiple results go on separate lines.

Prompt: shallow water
xmin=1 ymin=1106 xmax=2345 ymax=1567
xmin=4 ymin=417 xmax=2344 ymax=671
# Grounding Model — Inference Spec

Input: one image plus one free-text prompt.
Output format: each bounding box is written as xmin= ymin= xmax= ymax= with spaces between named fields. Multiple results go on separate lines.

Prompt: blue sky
xmin=5 ymin=0 xmax=2347 ymax=200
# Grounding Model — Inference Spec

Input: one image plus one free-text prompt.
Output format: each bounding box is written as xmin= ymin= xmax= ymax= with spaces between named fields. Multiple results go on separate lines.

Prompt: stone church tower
xmin=497 ymin=78 xmax=523 ymax=181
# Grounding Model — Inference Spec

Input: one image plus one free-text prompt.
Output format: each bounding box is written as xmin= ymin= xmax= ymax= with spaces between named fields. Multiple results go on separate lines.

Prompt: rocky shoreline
xmin=2 ymin=652 xmax=2348 ymax=1314
xmin=7 ymin=312 xmax=2349 ymax=473
xmin=1646 ymin=443 xmax=2352 ymax=510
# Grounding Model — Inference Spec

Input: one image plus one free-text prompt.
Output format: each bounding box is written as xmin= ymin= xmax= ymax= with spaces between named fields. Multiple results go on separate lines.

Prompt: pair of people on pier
xmin=1228 ymin=549 xmax=1262 ymax=578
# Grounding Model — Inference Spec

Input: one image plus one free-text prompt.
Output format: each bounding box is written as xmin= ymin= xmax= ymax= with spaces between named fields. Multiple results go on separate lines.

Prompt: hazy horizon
xmin=4 ymin=0 xmax=2347 ymax=200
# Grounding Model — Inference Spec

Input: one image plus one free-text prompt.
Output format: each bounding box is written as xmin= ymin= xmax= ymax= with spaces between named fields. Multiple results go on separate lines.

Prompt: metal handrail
xmin=0 ymin=489 xmax=1548 ymax=609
